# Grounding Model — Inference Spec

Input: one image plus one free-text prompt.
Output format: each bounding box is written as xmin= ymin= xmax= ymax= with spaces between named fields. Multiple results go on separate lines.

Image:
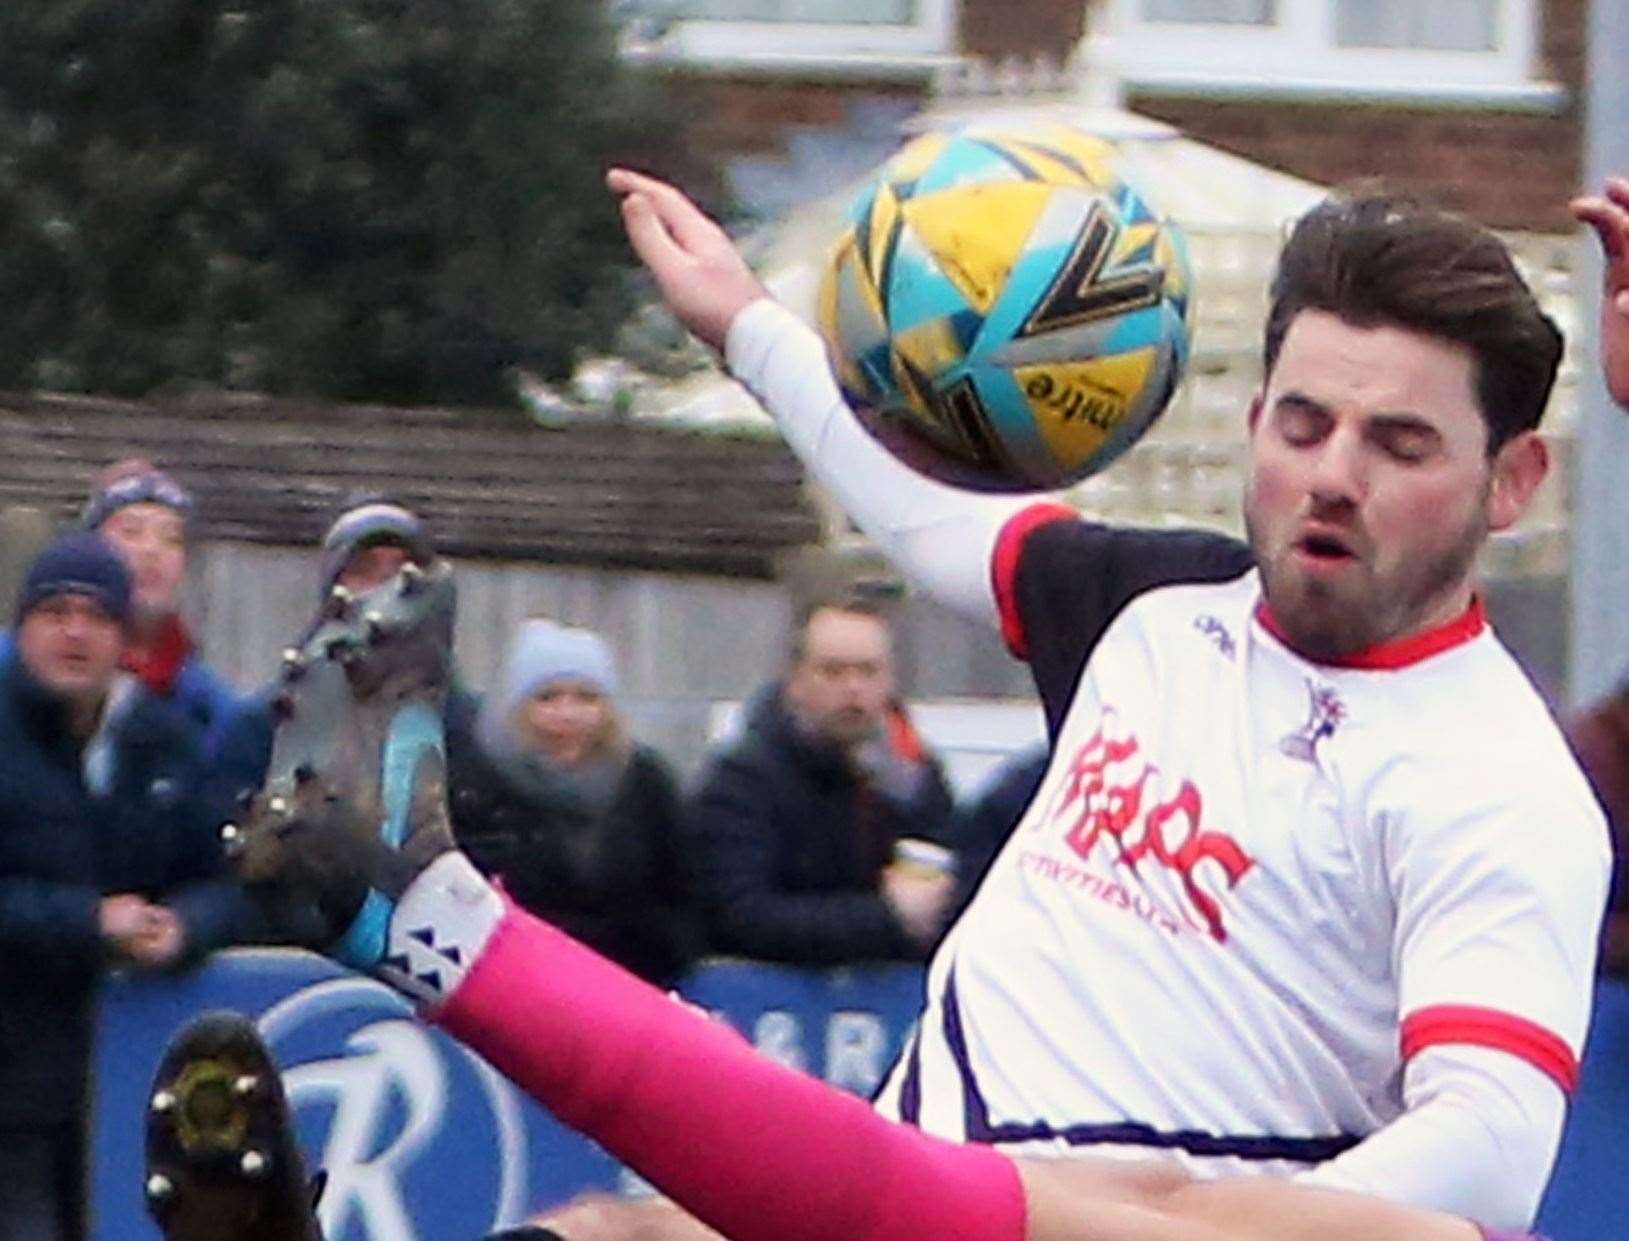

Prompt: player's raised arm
xmin=607 ymin=166 xmax=1039 ymax=632
xmin=1572 ymin=175 xmax=1629 ymax=409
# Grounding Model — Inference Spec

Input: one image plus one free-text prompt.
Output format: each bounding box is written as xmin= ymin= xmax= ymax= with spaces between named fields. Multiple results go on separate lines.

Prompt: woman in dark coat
xmin=454 ymin=619 xmax=696 ymax=986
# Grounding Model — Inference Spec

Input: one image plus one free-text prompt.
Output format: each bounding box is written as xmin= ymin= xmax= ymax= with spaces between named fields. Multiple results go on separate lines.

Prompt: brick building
xmin=624 ymin=0 xmax=1590 ymax=233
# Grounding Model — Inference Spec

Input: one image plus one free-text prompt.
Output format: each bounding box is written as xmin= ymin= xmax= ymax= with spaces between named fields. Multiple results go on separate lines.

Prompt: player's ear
xmin=1486 ymin=430 xmax=1548 ymax=532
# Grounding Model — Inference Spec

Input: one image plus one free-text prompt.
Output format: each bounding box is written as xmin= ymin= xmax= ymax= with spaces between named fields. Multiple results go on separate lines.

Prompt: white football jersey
xmin=875 ymin=507 xmax=1611 ymax=1183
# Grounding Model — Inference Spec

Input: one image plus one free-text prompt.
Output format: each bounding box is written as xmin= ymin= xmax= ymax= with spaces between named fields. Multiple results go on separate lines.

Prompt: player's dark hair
xmin=1264 ymin=185 xmax=1563 ymax=454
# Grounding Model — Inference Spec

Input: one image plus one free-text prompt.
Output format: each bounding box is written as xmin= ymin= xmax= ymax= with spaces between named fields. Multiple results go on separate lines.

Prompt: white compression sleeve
xmin=1294 ymin=1044 xmax=1565 ymax=1232
xmin=724 ymin=298 xmax=1055 ymax=628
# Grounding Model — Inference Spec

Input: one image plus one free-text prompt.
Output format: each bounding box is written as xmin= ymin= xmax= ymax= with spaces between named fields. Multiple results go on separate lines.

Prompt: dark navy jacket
xmin=0 ymin=659 xmax=242 ymax=1124
xmin=683 ymin=684 xmax=956 ymax=966
xmin=0 ymin=629 xmax=241 ymax=759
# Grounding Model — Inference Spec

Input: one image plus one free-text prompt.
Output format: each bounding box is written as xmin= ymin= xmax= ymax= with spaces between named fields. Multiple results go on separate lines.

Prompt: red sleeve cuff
xmin=1400 ymin=1005 xmax=1579 ymax=1094
xmin=990 ymin=502 xmax=1078 ymax=660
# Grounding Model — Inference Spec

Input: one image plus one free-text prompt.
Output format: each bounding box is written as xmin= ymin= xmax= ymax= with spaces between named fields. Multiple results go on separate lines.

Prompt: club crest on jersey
xmin=1031 ymin=708 xmax=1254 ymax=942
xmin=1279 ymin=680 xmax=1346 ymax=764
xmin=1193 ymin=614 xmax=1236 ymax=660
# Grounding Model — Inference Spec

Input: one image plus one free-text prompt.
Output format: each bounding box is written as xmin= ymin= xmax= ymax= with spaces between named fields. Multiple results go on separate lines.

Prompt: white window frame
xmin=650 ymin=0 xmax=957 ymax=60
xmin=1102 ymin=0 xmax=1560 ymax=109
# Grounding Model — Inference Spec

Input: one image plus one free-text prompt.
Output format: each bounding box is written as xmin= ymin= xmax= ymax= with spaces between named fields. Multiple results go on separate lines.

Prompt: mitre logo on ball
xmin=818 ymin=122 xmax=1193 ymax=492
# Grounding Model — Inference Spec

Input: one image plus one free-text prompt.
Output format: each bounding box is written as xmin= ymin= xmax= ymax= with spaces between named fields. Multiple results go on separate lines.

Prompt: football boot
xmin=227 ymin=558 xmax=458 ymax=970
xmin=143 ymin=1010 xmax=323 ymax=1241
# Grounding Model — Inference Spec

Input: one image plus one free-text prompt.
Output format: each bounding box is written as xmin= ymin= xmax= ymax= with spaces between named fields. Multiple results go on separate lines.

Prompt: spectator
xmin=313 ymin=496 xmax=442 ymax=602
xmin=84 ymin=461 xmax=241 ymax=751
xmin=685 ymin=595 xmax=956 ymax=966
xmin=211 ymin=497 xmax=481 ymax=813
xmin=0 ymin=535 xmax=246 ymax=1240
xmin=459 ymin=619 xmax=696 ymax=986
xmin=0 ymin=461 xmax=241 ymax=755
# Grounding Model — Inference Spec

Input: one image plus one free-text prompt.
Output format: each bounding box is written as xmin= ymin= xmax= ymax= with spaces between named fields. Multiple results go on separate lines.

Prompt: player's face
xmin=99 ymin=502 xmax=186 ymax=618
xmin=1244 ymin=310 xmax=1543 ymax=660
xmin=786 ymin=608 xmax=896 ymax=749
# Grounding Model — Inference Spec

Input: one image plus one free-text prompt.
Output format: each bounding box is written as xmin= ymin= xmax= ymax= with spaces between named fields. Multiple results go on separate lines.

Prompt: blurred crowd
xmin=0 ymin=458 xmax=1046 ymax=1236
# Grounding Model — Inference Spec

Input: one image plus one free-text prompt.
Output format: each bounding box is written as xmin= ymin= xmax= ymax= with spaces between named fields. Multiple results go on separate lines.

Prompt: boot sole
xmin=144 ymin=1010 xmax=323 ymax=1241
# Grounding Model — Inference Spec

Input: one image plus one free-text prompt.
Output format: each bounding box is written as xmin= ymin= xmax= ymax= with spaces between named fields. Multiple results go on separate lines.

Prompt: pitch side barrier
xmin=92 ymin=951 xmax=1625 ymax=1241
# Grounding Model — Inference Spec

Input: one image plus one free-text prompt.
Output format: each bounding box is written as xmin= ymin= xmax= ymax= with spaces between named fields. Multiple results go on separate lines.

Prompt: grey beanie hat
xmin=476 ymin=619 xmax=619 ymax=759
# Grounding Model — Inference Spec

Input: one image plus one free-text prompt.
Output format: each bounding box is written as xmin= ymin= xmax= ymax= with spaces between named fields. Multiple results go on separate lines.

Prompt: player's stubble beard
xmin=1243 ymin=477 xmax=1490 ymax=662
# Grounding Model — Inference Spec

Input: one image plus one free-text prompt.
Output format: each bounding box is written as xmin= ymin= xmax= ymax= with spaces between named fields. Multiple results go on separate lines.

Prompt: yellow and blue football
xmin=819 ymin=123 xmax=1193 ymax=492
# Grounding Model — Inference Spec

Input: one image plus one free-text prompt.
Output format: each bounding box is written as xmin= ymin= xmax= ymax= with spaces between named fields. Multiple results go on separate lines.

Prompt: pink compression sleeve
xmin=433 ymin=903 xmax=1028 ymax=1241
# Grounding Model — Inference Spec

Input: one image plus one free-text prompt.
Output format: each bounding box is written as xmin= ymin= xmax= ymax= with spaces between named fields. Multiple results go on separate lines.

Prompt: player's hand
xmin=1572 ymin=176 xmax=1629 ymax=409
xmin=607 ymin=167 xmax=768 ymax=354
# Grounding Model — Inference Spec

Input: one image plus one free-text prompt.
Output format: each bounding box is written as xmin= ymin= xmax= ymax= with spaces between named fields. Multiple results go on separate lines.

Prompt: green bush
xmin=0 ymin=0 xmax=680 ymax=404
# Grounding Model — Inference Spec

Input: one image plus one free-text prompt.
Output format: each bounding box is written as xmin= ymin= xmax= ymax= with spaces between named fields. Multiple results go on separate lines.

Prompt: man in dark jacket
xmin=685 ymin=596 xmax=957 ymax=966
xmin=0 ymin=534 xmax=244 ymax=1240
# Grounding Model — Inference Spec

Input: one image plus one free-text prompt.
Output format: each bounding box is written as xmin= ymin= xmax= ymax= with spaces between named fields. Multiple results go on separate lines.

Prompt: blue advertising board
xmin=93 ymin=952 xmax=1626 ymax=1240
xmin=1536 ymin=978 xmax=1629 ymax=1240
xmin=92 ymin=951 xmax=926 ymax=1241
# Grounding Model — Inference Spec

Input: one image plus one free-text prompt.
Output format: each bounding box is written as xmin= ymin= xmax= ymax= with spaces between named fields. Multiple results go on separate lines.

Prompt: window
xmin=662 ymin=0 xmax=914 ymax=22
xmin=1335 ymin=0 xmax=1496 ymax=52
xmin=1143 ymin=0 xmax=1274 ymax=25
xmin=1104 ymin=0 xmax=1552 ymax=105
xmin=624 ymin=0 xmax=955 ymax=63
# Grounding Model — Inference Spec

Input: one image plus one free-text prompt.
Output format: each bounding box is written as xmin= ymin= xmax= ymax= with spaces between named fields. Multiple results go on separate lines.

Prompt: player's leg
xmin=421 ymin=861 xmax=1026 ymax=1241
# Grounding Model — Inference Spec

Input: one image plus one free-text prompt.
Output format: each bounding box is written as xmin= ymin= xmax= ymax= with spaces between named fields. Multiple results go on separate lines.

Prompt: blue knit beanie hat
xmin=17 ymin=532 xmax=132 ymax=626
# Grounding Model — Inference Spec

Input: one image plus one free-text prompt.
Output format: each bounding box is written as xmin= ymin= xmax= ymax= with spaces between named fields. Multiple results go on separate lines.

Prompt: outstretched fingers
xmin=1573 ymin=178 xmax=1629 ymax=270
xmin=1576 ymin=178 xmax=1629 ymax=409
xmin=609 ymin=167 xmax=732 ymax=256
xmin=606 ymin=166 xmax=768 ymax=353
xmin=617 ymin=186 xmax=692 ymax=280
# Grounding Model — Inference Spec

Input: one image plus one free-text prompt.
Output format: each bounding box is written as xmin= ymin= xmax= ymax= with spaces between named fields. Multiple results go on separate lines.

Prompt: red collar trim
xmin=1254 ymin=595 xmax=1486 ymax=671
